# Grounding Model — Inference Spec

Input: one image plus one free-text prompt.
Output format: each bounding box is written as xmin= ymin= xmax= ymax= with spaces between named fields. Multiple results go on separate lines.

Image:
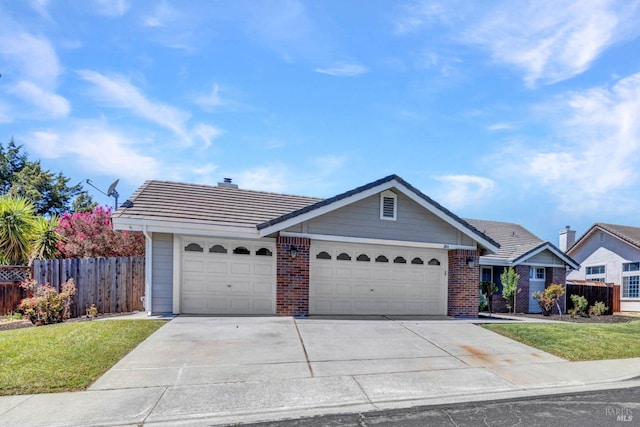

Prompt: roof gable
xmin=258 ymin=174 xmax=500 ymax=252
xmin=466 ymin=218 xmax=579 ymax=268
xmin=569 ymin=223 xmax=640 ymax=254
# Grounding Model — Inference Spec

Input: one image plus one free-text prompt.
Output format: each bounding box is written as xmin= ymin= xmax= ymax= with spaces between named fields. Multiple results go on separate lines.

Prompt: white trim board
xmin=281 ymin=232 xmax=476 ymax=250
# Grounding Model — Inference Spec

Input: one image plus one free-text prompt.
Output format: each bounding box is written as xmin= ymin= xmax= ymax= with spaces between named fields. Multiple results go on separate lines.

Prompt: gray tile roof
xmin=571 ymin=223 xmax=640 ymax=251
xmin=112 ymin=180 xmax=321 ymax=229
xmin=464 ymin=218 xmax=544 ymax=262
xmin=113 ymin=176 xmax=499 ymax=251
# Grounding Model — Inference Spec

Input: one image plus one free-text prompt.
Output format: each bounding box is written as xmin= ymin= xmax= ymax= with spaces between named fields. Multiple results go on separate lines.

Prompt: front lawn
xmin=483 ymin=320 xmax=640 ymax=361
xmin=0 ymin=320 xmax=166 ymax=396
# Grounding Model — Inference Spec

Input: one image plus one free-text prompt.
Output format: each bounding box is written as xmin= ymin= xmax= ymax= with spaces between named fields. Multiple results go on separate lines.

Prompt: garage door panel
xmin=206 ymin=261 xmax=228 ymax=274
xmin=181 ymin=238 xmax=275 ymax=315
xmin=231 ymin=262 xmax=252 ymax=275
xmin=254 ymin=264 xmax=273 ymax=276
xmin=311 ymin=241 xmax=447 ymax=315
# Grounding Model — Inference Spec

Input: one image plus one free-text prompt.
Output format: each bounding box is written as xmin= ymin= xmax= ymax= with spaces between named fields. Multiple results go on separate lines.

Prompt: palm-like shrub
xmin=0 ymin=196 xmax=36 ymax=265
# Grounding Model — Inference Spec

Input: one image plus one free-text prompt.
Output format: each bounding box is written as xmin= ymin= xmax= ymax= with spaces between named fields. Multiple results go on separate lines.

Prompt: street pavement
xmin=0 ymin=315 xmax=639 ymax=427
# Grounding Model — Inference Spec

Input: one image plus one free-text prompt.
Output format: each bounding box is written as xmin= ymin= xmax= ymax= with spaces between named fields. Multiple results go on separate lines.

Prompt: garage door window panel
xmin=357 ymin=254 xmax=370 ymax=262
xmin=256 ymin=247 xmax=272 ymax=256
xmin=375 ymin=255 xmax=389 ymax=263
xmin=337 ymin=252 xmax=352 ymax=261
xmin=316 ymin=251 xmax=332 ymax=260
xmin=411 ymin=257 xmax=424 ymax=265
xmin=185 ymin=243 xmax=204 ymax=252
xmin=209 ymin=244 xmax=227 ymax=254
xmin=233 ymin=246 xmax=250 ymax=255
xmin=394 ymin=256 xmax=407 ymax=264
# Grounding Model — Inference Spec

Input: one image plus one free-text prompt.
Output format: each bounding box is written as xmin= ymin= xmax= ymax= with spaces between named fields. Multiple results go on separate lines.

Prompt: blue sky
xmin=2 ymin=0 xmax=640 ymax=244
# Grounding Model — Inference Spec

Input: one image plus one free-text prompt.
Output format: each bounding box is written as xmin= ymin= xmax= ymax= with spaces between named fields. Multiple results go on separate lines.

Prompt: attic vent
xmin=380 ymin=190 xmax=397 ymax=220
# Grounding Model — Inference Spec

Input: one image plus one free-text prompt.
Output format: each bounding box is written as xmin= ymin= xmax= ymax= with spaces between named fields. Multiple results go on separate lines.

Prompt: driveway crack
xmin=293 ymin=318 xmax=314 ymax=378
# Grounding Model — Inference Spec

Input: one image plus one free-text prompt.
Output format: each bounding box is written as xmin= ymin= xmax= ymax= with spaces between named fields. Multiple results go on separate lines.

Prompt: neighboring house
xmin=565 ymin=223 xmax=640 ymax=312
xmin=465 ymin=219 xmax=579 ymax=313
xmin=112 ymin=174 xmax=501 ymax=318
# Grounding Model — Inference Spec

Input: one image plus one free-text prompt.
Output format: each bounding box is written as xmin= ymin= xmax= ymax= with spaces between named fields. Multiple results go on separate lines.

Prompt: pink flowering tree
xmin=56 ymin=206 xmax=144 ymax=258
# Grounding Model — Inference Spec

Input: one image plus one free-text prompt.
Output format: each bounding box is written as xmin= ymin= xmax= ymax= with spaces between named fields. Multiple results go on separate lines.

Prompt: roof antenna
xmin=86 ymin=178 xmax=120 ymax=210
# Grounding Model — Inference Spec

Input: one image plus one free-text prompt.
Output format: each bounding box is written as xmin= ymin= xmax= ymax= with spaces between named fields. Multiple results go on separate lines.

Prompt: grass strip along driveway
xmin=0 ymin=320 xmax=165 ymax=396
xmin=483 ymin=320 xmax=640 ymax=361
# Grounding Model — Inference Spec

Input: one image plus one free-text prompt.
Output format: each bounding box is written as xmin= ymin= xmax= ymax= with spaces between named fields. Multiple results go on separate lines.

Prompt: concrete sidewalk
xmin=1 ymin=316 xmax=639 ymax=427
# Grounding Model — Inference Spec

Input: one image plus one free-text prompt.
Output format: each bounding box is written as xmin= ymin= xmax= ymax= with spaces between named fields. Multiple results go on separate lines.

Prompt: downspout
xmin=142 ymin=225 xmax=152 ymax=315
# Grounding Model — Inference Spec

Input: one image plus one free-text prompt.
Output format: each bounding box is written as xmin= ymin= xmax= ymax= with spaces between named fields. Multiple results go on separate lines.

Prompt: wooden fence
xmin=566 ymin=282 xmax=620 ymax=315
xmin=0 ymin=266 xmax=32 ymax=316
xmin=32 ymin=257 xmax=145 ymax=318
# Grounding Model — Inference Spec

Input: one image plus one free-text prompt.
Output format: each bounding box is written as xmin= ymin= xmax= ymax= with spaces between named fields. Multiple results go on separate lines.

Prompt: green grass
xmin=483 ymin=320 xmax=640 ymax=361
xmin=0 ymin=320 xmax=166 ymax=396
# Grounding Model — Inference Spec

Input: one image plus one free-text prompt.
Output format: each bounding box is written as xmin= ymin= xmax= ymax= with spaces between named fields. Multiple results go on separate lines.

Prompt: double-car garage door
xmin=180 ymin=237 xmax=448 ymax=315
xmin=310 ymin=242 xmax=447 ymax=315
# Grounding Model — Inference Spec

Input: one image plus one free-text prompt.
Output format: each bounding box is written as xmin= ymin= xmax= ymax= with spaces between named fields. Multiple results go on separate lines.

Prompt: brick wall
xmin=514 ymin=265 xmax=530 ymax=313
xmin=447 ymin=249 xmax=479 ymax=318
xmin=276 ymin=236 xmax=310 ymax=316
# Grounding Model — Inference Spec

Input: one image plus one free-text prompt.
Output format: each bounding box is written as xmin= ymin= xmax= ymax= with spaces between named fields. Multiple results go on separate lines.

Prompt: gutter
xmin=142 ymin=225 xmax=152 ymax=315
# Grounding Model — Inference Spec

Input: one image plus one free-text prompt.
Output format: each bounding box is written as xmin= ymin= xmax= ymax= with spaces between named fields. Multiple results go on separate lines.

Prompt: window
xmin=337 ymin=252 xmax=351 ymax=261
xmin=529 ymin=267 xmax=545 ymax=280
xmin=356 ymin=254 xmax=371 ymax=262
xmin=316 ymin=251 xmax=331 ymax=260
xmin=209 ymin=244 xmax=227 ymax=254
xmin=185 ymin=243 xmax=203 ymax=252
xmin=256 ymin=248 xmax=272 ymax=256
xmin=428 ymin=258 xmax=441 ymax=266
xmin=623 ymin=262 xmax=640 ymax=272
xmin=393 ymin=256 xmax=407 ymax=264
xmin=233 ymin=246 xmax=250 ymax=255
xmin=623 ymin=276 xmax=640 ymax=298
xmin=375 ymin=255 xmax=389 ymax=263
xmin=411 ymin=257 xmax=424 ymax=265
xmin=380 ymin=190 xmax=397 ymax=220
xmin=586 ymin=265 xmax=605 ymax=275
xmin=481 ymin=267 xmax=492 ymax=283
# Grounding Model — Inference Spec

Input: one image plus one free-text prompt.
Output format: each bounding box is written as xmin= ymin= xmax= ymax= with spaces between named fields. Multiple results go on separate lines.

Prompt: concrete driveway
xmin=90 ymin=316 xmax=561 ymax=392
xmin=3 ymin=316 xmax=640 ymax=427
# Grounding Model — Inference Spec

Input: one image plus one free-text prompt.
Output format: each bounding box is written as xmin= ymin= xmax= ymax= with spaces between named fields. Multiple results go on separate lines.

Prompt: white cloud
xmin=93 ymin=0 xmax=130 ymax=17
xmin=312 ymin=155 xmax=347 ymax=175
xmin=396 ymin=0 xmax=640 ymax=86
xmin=314 ymin=63 xmax=368 ymax=77
xmin=487 ymin=122 xmax=516 ymax=132
xmin=76 ymin=70 xmax=192 ymax=143
xmin=141 ymin=1 xmax=176 ymax=28
xmin=8 ymin=81 xmax=70 ymax=118
xmin=466 ymin=0 xmax=639 ymax=86
xmin=0 ymin=29 xmax=70 ymax=118
xmin=237 ymin=166 xmax=289 ymax=193
xmin=30 ymin=0 xmax=52 ymax=20
xmin=434 ymin=175 xmax=495 ymax=209
xmin=26 ymin=126 xmax=159 ymax=182
xmin=511 ymin=72 xmax=640 ymax=213
xmin=194 ymin=84 xmax=225 ymax=110
xmin=192 ymin=123 xmax=223 ymax=148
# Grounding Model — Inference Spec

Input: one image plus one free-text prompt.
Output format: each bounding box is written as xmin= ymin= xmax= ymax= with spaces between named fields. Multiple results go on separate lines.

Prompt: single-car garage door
xmin=180 ymin=237 xmax=276 ymax=314
xmin=310 ymin=241 xmax=448 ymax=315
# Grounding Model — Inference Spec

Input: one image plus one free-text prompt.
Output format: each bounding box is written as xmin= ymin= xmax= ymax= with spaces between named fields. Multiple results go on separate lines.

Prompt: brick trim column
xmin=447 ymin=249 xmax=479 ymax=318
xmin=514 ymin=265 xmax=529 ymax=313
xmin=276 ymin=236 xmax=310 ymax=317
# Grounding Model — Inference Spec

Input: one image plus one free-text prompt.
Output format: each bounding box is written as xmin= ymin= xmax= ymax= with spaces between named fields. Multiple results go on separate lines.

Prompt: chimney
xmin=559 ymin=225 xmax=576 ymax=252
xmin=217 ymin=177 xmax=238 ymax=189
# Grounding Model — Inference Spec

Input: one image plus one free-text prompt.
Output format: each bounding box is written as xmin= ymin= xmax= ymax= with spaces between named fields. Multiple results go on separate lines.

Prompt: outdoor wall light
xmin=290 ymin=245 xmax=298 ymax=259
xmin=467 ymin=257 xmax=476 ymax=268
